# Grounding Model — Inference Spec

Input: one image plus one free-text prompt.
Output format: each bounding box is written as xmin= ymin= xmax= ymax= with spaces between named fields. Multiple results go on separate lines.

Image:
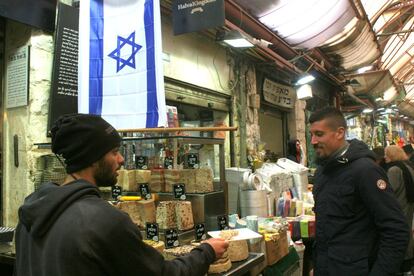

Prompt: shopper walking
xmin=309 ymin=107 xmax=409 ymax=276
xmin=385 ymin=145 xmax=414 ymax=275
xmin=14 ymin=114 xmax=228 ymax=276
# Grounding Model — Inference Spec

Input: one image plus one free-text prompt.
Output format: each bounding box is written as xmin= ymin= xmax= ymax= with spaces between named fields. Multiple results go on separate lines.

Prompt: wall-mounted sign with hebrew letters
xmin=262 ymin=78 xmax=296 ymax=109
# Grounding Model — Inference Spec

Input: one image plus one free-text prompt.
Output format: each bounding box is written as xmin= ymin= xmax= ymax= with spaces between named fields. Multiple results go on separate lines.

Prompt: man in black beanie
xmin=15 ymin=113 xmax=228 ymax=276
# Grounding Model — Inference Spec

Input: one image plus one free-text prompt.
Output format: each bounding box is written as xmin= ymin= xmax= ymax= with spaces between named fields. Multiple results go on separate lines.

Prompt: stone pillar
xmin=3 ymin=21 xmax=53 ymax=226
xmin=287 ymin=99 xmax=307 ymax=165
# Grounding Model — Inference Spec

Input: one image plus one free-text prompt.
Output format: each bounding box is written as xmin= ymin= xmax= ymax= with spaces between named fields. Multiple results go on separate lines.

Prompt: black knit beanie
xmin=50 ymin=114 xmax=121 ymax=173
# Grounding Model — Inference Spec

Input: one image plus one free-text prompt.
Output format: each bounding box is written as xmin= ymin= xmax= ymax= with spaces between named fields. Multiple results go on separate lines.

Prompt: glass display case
xmin=120 ymin=135 xmax=227 ymax=231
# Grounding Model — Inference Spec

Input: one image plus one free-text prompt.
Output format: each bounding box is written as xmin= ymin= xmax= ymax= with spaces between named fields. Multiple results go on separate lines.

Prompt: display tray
xmin=209 ymin=253 xmax=265 ymax=276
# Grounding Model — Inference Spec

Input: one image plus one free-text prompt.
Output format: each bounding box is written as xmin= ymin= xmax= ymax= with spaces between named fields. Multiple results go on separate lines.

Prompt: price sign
xmin=173 ymin=184 xmax=186 ymax=200
xmin=165 ymin=228 xmax=179 ymax=248
xmin=140 ymin=184 xmax=151 ymax=200
xmin=164 ymin=156 xmax=174 ymax=169
xmin=185 ymin=153 xmax=199 ymax=169
xmin=195 ymin=223 xmax=206 ymax=241
xmin=217 ymin=215 xmax=228 ymax=230
xmin=111 ymin=185 xmax=122 ymax=200
xmin=136 ymin=156 xmax=148 ymax=169
xmin=146 ymin=223 xmax=159 ymax=241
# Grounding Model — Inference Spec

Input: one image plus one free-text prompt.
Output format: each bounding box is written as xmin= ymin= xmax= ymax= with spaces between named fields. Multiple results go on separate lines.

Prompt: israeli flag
xmin=78 ymin=0 xmax=167 ymax=129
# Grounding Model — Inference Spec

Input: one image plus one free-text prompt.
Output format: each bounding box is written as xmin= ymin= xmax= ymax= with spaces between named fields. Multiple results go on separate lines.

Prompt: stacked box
xmin=115 ymin=200 xmax=156 ymax=228
xmin=264 ymin=230 xmax=289 ymax=266
xmin=150 ymin=169 xmax=165 ymax=192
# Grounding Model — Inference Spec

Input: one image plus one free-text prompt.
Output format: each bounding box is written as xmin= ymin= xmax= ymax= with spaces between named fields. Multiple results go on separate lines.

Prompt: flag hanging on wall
xmin=78 ymin=0 xmax=166 ymax=129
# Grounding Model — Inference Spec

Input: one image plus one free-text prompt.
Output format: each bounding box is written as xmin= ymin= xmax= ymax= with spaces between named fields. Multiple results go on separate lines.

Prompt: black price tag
xmin=186 ymin=153 xmax=199 ymax=169
xmin=173 ymin=184 xmax=186 ymax=200
xmin=136 ymin=156 xmax=148 ymax=169
xmin=164 ymin=156 xmax=174 ymax=169
xmin=165 ymin=228 xmax=179 ymax=248
xmin=146 ymin=223 xmax=159 ymax=241
xmin=217 ymin=215 xmax=228 ymax=230
xmin=195 ymin=223 xmax=206 ymax=241
xmin=140 ymin=184 xmax=151 ymax=200
xmin=111 ymin=185 xmax=122 ymax=200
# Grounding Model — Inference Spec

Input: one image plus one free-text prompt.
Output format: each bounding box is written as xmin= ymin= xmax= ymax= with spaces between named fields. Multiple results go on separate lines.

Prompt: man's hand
xmin=203 ymin=238 xmax=229 ymax=259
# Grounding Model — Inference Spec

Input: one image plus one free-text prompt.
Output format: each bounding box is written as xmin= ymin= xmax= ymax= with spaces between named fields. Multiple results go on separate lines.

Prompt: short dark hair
xmin=372 ymin=147 xmax=385 ymax=159
xmin=309 ymin=107 xmax=347 ymax=130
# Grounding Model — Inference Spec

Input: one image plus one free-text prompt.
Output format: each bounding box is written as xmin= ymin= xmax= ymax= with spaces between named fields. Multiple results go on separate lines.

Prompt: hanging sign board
xmin=262 ymin=78 xmax=296 ymax=109
xmin=48 ymin=3 xmax=79 ymax=134
xmin=6 ymin=46 xmax=29 ymax=109
xmin=172 ymin=0 xmax=224 ymax=35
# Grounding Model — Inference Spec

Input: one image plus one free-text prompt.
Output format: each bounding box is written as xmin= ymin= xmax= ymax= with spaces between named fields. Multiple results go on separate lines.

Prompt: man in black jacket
xmin=15 ymin=114 xmax=228 ymax=276
xmin=309 ymin=107 xmax=409 ymax=276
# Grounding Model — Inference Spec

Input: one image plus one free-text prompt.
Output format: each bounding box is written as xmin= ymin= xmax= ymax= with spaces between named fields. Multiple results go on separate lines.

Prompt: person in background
xmin=309 ymin=107 xmax=409 ymax=275
xmin=14 ymin=114 xmax=229 ymax=276
xmin=287 ymin=139 xmax=305 ymax=165
xmin=384 ymin=145 xmax=414 ymax=275
xmin=403 ymin=144 xmax=414 ymax=164
xmin=372 ymin=146 xmax=388 ymax=170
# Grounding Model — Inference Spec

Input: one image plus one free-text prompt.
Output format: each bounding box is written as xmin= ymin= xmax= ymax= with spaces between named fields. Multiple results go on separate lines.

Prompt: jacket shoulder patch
xmin=376 ymin=179 xmax=387 ymax=190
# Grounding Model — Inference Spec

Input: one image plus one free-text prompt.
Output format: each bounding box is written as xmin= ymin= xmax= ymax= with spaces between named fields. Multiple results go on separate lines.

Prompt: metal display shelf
xmin=209 ymin=253 xmax=265 ymax=276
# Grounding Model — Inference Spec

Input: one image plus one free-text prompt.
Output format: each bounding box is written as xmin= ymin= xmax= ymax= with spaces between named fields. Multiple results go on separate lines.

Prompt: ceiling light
xmin=377 ymin=107 xmax=385 ymax=111
xmin=218 ymin=30 xmax=254 ymax=48
xmin=296 ymin=84 xmax=313 ymax=100
xmin=296 ymin=74 xmax=315 ymax=86
xmin=357 ymin=65 xmax=373 ymax=74
xmin=375 ymin=98 xmax=383 ymax=102
xmin=362 ymin=108 xmax=373 ymax=113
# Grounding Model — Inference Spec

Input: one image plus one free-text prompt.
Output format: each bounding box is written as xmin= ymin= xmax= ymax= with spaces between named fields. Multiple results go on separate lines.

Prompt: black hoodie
xmin=312 ymin=139 xmax=409 ymax=276
xmin=15 ymin=180 xmax=215 ymax=276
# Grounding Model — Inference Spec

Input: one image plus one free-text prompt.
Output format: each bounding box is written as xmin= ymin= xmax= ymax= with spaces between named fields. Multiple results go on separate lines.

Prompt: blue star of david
xmin=108 ymin=31 xmax=142 ymax=73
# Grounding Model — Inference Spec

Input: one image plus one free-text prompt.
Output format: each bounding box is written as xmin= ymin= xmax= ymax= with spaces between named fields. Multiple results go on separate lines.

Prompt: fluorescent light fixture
xmin=223 ymin=38 xmax=254 ymax=48
xmin=377 ymin=107 xmax=385 ymax=111
xmin=362 ymin=108 xmax=373 ymax=113
xmin=296 ymin=84 xmax=313 ymax=100
xmin=219 ymin=30 xmax=254 ymax=48
xmin=296 ymin=74 xmax=315 ymax=86
xmin=375 ymin=98 xmax=383 ymax=102
xmin=357 ymin=65 xmax=373 ymax=74
xmin=391 ymin=104 xmax=397 ymax=107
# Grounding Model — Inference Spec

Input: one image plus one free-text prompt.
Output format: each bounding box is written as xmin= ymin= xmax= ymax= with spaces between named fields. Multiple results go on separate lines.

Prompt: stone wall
xmin=3 ymin=22 xmax=53 ymax=226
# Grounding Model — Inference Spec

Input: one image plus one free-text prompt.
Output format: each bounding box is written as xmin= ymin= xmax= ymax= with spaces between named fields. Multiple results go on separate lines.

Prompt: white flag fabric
xmin=78 ymin=0 xmax=167 ymax=129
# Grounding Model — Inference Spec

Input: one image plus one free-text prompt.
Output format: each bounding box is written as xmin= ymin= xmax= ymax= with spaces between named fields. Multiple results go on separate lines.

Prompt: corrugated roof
xmin=232 ymin=0 xmax=414 ymax=118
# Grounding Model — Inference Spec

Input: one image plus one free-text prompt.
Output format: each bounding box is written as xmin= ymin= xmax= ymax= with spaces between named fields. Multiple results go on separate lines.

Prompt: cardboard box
xmin=264 ymin=230 xmax=289 ymax=265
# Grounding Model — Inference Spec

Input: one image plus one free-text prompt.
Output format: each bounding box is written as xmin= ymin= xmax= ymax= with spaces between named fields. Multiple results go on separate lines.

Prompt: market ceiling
xmin=228 ymin=0 xmax=414 ymax=119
